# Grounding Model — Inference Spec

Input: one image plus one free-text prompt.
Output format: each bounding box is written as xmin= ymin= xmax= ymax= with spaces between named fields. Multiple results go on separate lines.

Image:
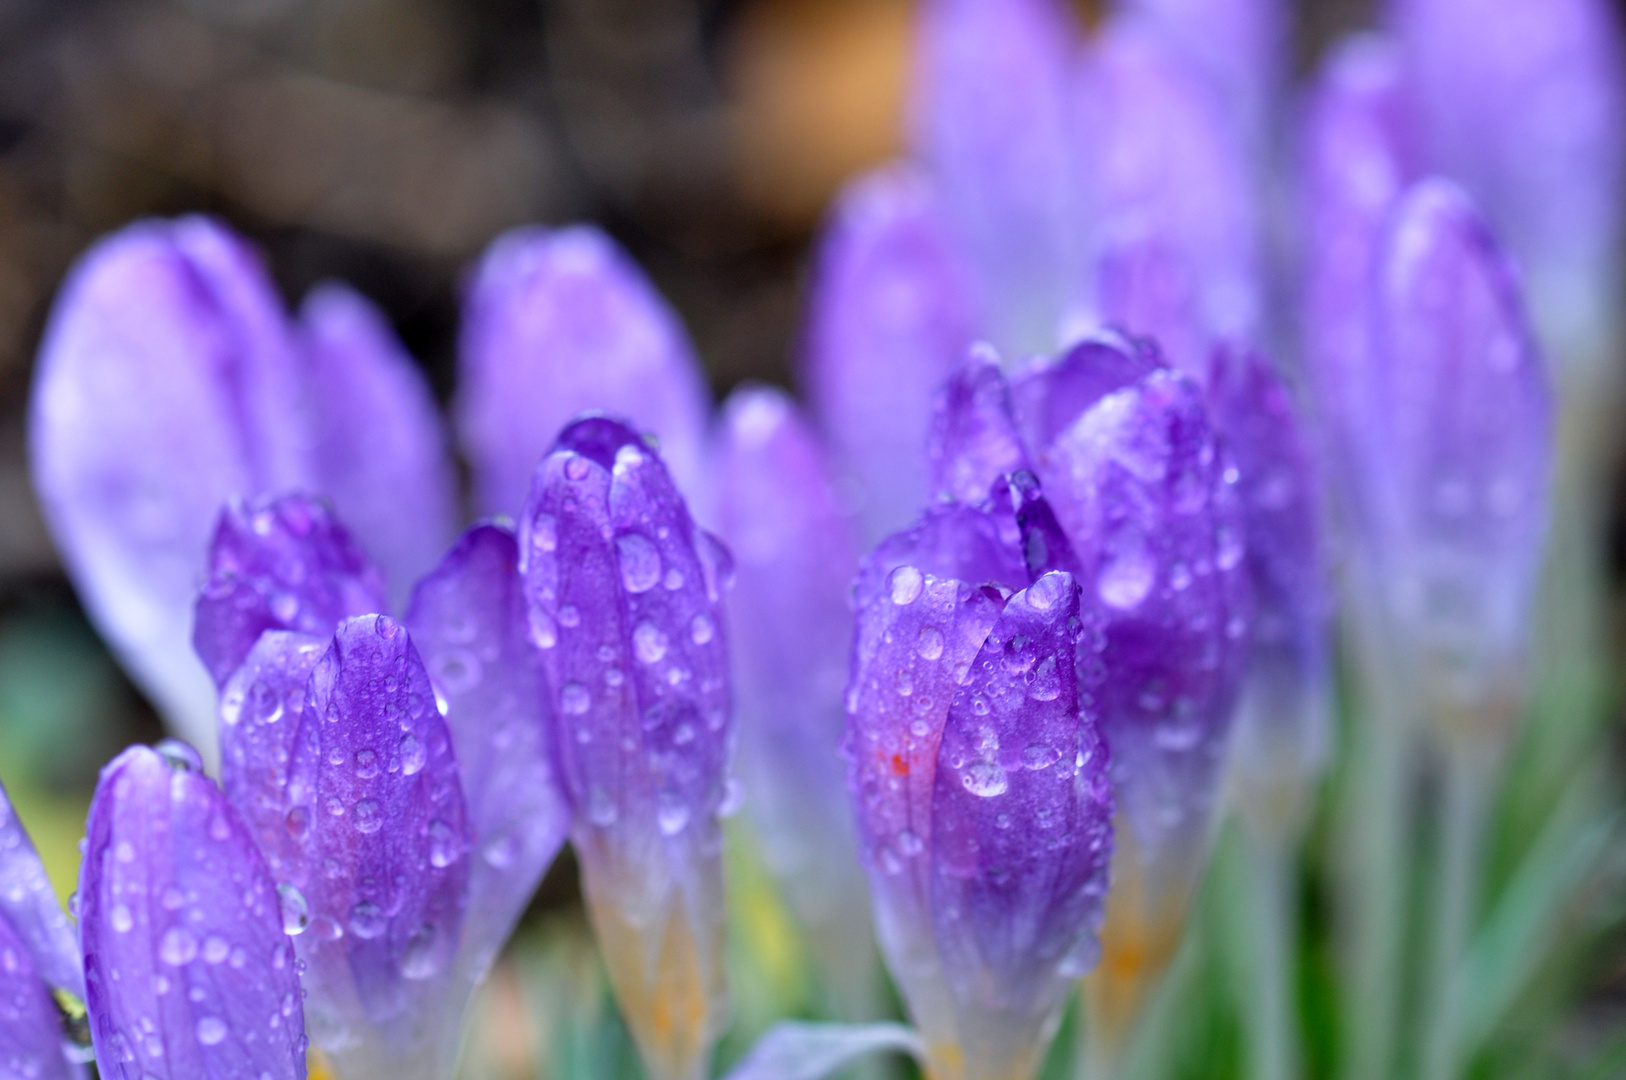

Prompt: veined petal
xmin=79 ymin=746 xmax=306 ymax=1080
xmin=0 ymin=779 xmax=82 ymax=998
xmin=298 ymin=283 xmax=459 ymax=608
xmin=1076 ymin=18 xmax=1260 ymax=376
xmin=281 ymin=616 xmax=471 ymax=1080
xmin=0 ymin=906 xmax=83 ymax=1080
xmin=1370 ymin=180 xmax=1552 ymax=701
xmin=930 ymin=573 xmax=1113 ymax=1080
xmin=914 ymin=0 xmax=1083 ymax=356
xmin=193 ymin=494 xmax=386 ymax=688
xmin=1007 ymin=333 xmax=1164 ymax=457
xmin=804 ymin=165 xmax=980 ymax=545
xmin=710 ymin=387 xmax=873 ymax=1009
xmin=520 ymin=417 xmax=731 ymax=1080
xmin=405 ymin=524 xmax=569 ymax=986
xmin=457 ymin=226 xmax=711 ymax=518
xmin=927 ymin=347 xmax=1035 ymax=506
xmin=29 ymin=217 xmax=311 ymax=758
xmin=1391 ymin=0 xmax=1625 ymax=374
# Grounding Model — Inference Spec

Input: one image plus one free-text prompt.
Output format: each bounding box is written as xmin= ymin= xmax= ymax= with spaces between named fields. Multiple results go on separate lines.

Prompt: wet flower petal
xmin=457 ymin=226 xmax=711 ymax=518
xmin=914 ymin=0 xmax=1082 ymax=356
xmin=192 ymin=494 xmax=387 ymax=688
xmin=29 ymin=217 xmax=310 ymax=755
xmin=405 ymin=524 xmax=569 ymax=985
xmin=0 ymin=779 xmax=83 ymax=998
xmin=79 ymin=745 xmax=306 ymax=1080
xmin=1007 ymin=333 xmax=1164 ymax=456
xmin=804 ymin=165 xmax=980 ymax=545
xmin=927 ymin=346 xmax=1035 ymax=506
xmin=710 ymin=386 xmax=873 ymax=1010
xmin=298 ymin=283 xmax=458 ymax=608
xmin=520 ymin=416 xmax=731 ymax=1080
xmin=0 ymin=903 xmax=82 ymax=1080
xmin=279 ymin=615 xmax=471 ymax=1080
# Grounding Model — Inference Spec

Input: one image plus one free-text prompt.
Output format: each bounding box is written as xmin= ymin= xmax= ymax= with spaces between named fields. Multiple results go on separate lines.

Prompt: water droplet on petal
xmin=159 ymin=927 xmax=197 ymax=966
xmin=196 ymin=1017 xmax=227 ymax=1046
xmin=632 ymin=622 xmax=669 ymax=664
xmin=616 ymin=534 xmax=661 ymax=593
xmin=353 ymin=799 xmax=382 ymax=834
xmin=560 ymin=682 xmax=591 ymax=715
xmin=916 ymin=626 xmax=944 ymax=660
xmin=277 ymin=885 xmax=309 ymax=936
xmin=398 ymin=734 xmax=426 ymax=775
xmin=690 ymin=613 xmax=715 ymax=645
xmin=961 ymin=762 xmax=1009 ymax=797
xmin=400 ymin=924 xmax=439 ymax=980
xmin=348 ymin=900 xmax=386 ymax=940
xmin=889 ymin=566 xmax=924 ymax=605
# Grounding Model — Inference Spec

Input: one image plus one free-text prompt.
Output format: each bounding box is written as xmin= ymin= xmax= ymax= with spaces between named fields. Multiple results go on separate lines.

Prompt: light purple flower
xmin=1 ymin=779 xmax=86 ymax=1080
xmin=845 ymin=495 xmax=1112 ymax=1080
xmin=520 ymin=416 xmax=732 ymax=1080
xmin=804 ymin=166 xmax=980 ymax=545
xmin=927 ymin=347 xmax=1035 ymax=507
xmin=29 ymin=217 xmax=455 ymax=761
xmin=457 ymin=226 xmax=712 ymax=519
xmin=79 ymin=744 xmax=307 ymax=1080
xmin=710 ymin=386 xmax=875 ymax=1011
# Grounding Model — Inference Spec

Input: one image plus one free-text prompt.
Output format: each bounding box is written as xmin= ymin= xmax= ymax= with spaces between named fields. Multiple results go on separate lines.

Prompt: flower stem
xmin=1241 ymin=828 xmax=1297 ymax=1080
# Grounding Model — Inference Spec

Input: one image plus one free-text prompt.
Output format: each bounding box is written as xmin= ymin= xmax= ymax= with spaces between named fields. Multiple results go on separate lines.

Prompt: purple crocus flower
xmin=78 ymin=744 xmax=308 ymax=1080
xmin=1389 ymin=0 xmax=1624 ymax=376
xmin=195 ymin=492 xmax=568 ymax=1078
xmin=457 ymin=225 xmax=712 ymax=518
xmin=846 ymin=494 xmax=1113 ymax=1080
xmin=1 ymin=779 xmax=87 ymax=1080
xmin=520 ymin=416 xmax=733 ymax=1080
xmin=28 ymin=217 xmax=457 ymax=762
xmin=710 ymin=386 xmax=875 ymax=1011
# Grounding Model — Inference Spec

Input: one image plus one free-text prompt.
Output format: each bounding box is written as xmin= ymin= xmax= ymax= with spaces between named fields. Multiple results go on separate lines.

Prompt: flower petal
xmin=1007 ymin=333 xmax=1164 ymax=456
xmin=520 ymin=416 xmax=731 ymax=1080
xmin=192 ymin=494 xmax=387 ymax=688
xmin=404 ymin=524 xmax=569 ymax=985
xmin=29 ymin=217 xmax=311 ymax=757
xmin=79 ymin=745 xmax=306 ymax=1080
xmin=0 ymin=779 xmax=83 ymax=998
xmin=852 ymin=503 xmax=1029 ymax=613
xmin=804 ymin=165 xmax=980 ymax=545
xmin=457 ymin=226 xmax=711 ymax=518
xmin=710 ymin=386 xmax=873 ymax=1008
xmin=927 ymin=347 xmax=1034 ymax=506
xmin=298 ymin=283 xmax=459 ymax=608
xmin=930 ymin=572 xmax=1113 ymax=1080
xmin=0 ymin=906 xmax=83 ymax=1080
xmin=914 ymin=0 xmax=1083 ymax=355
xmin=282 ymin=616 xmax=471 ymax=1080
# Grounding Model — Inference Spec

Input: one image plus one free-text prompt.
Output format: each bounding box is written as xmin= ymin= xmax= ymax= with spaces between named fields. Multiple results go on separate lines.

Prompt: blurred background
xmin=2 ymin=0 xmax=1625 ymax=1074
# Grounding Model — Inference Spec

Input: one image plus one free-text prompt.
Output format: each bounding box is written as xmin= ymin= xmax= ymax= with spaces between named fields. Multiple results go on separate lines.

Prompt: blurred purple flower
xmin=845 ymin=494 xmax=1113 ymax=1080
xmin=1 ymin=779 xmax=86 ymax=1080
xmin=29 ymin=217 xmax=456 ymax=761
xmin=79 ymin=744 xmax=307 ymax=1080
xmin=520 ymin=416 xmax=733 ymax=1080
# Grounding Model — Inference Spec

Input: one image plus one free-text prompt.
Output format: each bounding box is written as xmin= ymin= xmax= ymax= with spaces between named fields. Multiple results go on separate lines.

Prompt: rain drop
xmin=616 ymin=534 xmax=661 ymax=593
xmin=427 ymin=819 xmax=460 ymax=868
xmin=889 ymin=566 xmax=924 ymax=605
xmin=916 ymin=626 xmax=944 ymax=660
xmin=632 ymin=622 xmax=669 ymax=664
xmin=196 ymin=1017 xmax=227 ymax=1047
xmin=353 ymin=799 xmax=382 ymax=835
xmin=348 ymin=901 xmax=386 ymax=940
xmin=690 ymin=614 xmax=715 ymax=645
xmin=560 ymin=682 xmax=592 ymax=715
xmin=961 ymin=762 xmax=1009 ymax=798
xmin=277 ymin=886 xmax=309 ymax=936
xmin=399 ymin=734 xmax=426 ymax=775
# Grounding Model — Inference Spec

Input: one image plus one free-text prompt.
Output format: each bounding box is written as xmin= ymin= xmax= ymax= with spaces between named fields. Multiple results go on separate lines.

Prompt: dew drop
xmin=482 ymin=834 xmax=516 ymax=869
xmin=427 ymin=819 xmax=460 ymax=868
xmin=560 ymin=682 xmax=592 ymax=715
xmin=916 ymin=626 xmax=944 ymax=661
xmin=558 ymin=605 xmax=581 ymax=628
xmin=690 ymin=613 xmax=715 ymax=645
xmin=111 ymin=905 xmax=134 ymax=934
xmin=348 ymin=901 xmax=386 ymax=940
xmin=657 ymin=792 xmax=690 ymax=836
xmin=530 ymin=514 xmax=558 ymax=553
xmin=896 ymin=829 xmax=923 ymax=856
xmin=196 ymin=1017 xmax=227 ymax=1047
xmin=889 ymin=566 xmax=924 ymax=605
xmin=353 ymin=799 xmax=382 ymax=835
xmin=1097 ymin=552 xmax=1154 ymax=609
xmin=563 ymin=455 xmax=591 ymax=481
xmin=616 ymin=534 xmax=661 ymax=593
xmin=398 ymin=734 xmax=426 ymax=775
xmin=203 ymin=937 xmax=230 ymax=965
xmin=277 ymin=886 xmax=309 ymax=936
xmin=159 ymin=928 xmax=197 ymax=966
xmin=1025 ymin=571 xmax=1067 ymax=611
xmin=400 ymin=924 xmax=439 ymax=980
xmin=632 ymin=622 xmax=669 ymax=664
xmin=961 ymin=762 xmax=1009 ymax=798
xmin=155 ymin=740 xmax=202 ymax=773
xmin=528 ymin=609 xmax=557 ymax=649
xmin=1023 ymin=744 xmax=1060 ymax=770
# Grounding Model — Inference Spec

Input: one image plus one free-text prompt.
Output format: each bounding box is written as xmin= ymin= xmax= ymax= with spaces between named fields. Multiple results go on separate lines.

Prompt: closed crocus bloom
xmin=1076 ymin=17 xmax=1261 ymax=378
xmin=927 ymin=347 xmax=1035 ymax=507
xmin=1367 ymin=181 xmax=1551 ymax=716
xmin=846 ymin=499 xmax=1113 ymax=1080
xmin=805 ymin=166 xmax=980 ymax=545
xmin=1391 ymin=0 xmax=1624 ymax=376
xmin=457 ymin=226 xmax=711 ymax=519
xmin=1301 ymin=36 xmax=1420 ymax=536
xmin=1204 ymin=345 xmax=1330 ymax=826
xmin=520 ymin=417 xmax=733 ymax=1080
xmin=1 ymin=779 xmax=86 ymax=1080
xmin=79 ymin=745 xmax=307 ymax=1080
xmin=1018 ymin=338 xmax=1250 ymax=1041
xmin=30 ymin=217 xmax=456 ymax=762
xmin=710 ymin=387 xmax=873 ymax=1011
xmin=914 ymin=0 xmax=1082 ymax=358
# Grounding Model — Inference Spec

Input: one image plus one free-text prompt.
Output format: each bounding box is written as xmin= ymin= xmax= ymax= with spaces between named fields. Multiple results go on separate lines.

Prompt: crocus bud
xmin=805 ymin=166 xmax=980 ymax=544
xmin=710 ymin=387 xmax=873 ymax=1012
xmin=297 ymin=283 xmax=458 ymax=608
xmin=218 ymin=616 xmax=472 ymax=1080
xmin=914 ymin=0 xmax=1082 ymax=357
xmin=1018 ymin=337 xmax=1250 ymax=1036
xmin=405 ymin=524 xmax=571 ymax=986
xmin=927 ymin=346 xmax=1035 ymax=506
xmin=1 ymin=779 xmax=86 ymax=1080
xmin=1204 ymin=345 xmax=1330 ymax=827
xmin=29 ymin=217 xmax=311 ymax=754
xmin=846 ymin=499 xmax=1113 ymax=1080
xmin=79 ymin=745 xmax=307 ymax=1080
xmin=1301 ymin=36 xmax=1420 ymax=536
xmin=520 ymin=417 xmax=733 ymax=1080
xmin=1366 ymin=180 xmax=1551 ymax=719
xmin=457 ymin=226 xmax=711 ymax=518
xmin=1076 ymin=18 xmax=1261 ymax=378
xmin=193 ymin=493 xmax=387 ymax=688
xmin=1391 ymin=0 xmax=1624 ymax=376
